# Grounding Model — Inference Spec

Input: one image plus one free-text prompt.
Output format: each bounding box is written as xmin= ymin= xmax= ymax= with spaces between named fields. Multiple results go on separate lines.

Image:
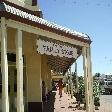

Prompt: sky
xmin=38 ymin=0 xmax=112 ymax=75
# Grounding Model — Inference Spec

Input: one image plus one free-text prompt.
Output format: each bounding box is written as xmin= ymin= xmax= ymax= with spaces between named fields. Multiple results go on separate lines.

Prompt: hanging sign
xmin=36 ymin=39 xmax=78 ymax=58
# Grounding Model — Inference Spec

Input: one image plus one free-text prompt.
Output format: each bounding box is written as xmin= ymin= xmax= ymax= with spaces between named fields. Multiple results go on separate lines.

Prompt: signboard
xmin=36 ymin=39 xmax=78 ymax=59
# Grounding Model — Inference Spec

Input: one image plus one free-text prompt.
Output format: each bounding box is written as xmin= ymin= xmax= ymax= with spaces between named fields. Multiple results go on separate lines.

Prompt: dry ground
xmin=43 ymin=90 xmax=112 ymax=112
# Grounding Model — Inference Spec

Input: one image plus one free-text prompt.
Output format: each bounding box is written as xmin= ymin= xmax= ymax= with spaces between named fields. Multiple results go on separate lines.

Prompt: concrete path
xmin=43 ymin=90 xmax=112 ymax=112
xmin=54 ymin=90 xmax=85 ymax=112
xmin=97 ymin=95 xmax=112 ymax=112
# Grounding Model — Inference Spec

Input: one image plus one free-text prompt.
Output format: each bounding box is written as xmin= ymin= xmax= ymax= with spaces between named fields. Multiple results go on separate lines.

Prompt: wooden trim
xmin=5 ymin=19 xmax=90 ymax=47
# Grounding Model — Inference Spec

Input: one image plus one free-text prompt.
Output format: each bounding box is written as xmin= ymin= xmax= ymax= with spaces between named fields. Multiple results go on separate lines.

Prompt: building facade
xmin=0 ymin=0 xmax=94 ymax=112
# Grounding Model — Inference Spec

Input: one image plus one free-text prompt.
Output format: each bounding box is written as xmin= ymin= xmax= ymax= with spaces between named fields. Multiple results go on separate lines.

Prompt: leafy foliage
xmin=73 ymin=74 xmax=101 ymax=106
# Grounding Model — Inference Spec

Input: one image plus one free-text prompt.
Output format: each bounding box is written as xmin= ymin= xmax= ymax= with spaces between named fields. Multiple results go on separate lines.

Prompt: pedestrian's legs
xmin=59 ymin=89 xmax=62 ymax=97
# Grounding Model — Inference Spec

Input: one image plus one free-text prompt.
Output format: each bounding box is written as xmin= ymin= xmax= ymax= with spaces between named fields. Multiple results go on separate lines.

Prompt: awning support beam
xmin=1 ymin=17 xmax=9 ymax=112
xmin=83 ymin=46 xmax=94 ymax=112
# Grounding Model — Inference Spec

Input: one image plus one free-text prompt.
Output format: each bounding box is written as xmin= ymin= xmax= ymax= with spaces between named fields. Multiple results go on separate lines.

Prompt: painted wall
xmin=46 ymin=65 xmax=52 ymax=92
xmin=41 ymin=55 xmax=49 ymax=94
xmin=6 ymin=0 xmax=39 ymax=11
xmin=18 ymin=0 xmax=32 ymax=5
xmin=23 ymin=32 xmax=42 ymax=102
xmin=7 ymin=0 xmax=32 ymax=5
xmin=41 ymin=55 xmax=52 ymax=94
xmin=7 ymin=28 xmax=16 ymax=53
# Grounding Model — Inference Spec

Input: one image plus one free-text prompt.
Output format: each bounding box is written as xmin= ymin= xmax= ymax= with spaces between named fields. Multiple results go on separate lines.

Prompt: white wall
xmin=18 ymin=0 xmax=32 ymax=5
xmin=6 ymin=0 xmax=39 ymax=11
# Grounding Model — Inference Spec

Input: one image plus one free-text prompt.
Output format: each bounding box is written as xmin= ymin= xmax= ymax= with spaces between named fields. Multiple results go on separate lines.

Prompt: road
xmin=97 ymin=95 xmax=112 ymax=112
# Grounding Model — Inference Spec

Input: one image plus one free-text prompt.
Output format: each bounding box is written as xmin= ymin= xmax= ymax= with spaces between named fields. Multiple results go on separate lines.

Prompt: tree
xmin=94 ymin=73 xmax=101 ymax=77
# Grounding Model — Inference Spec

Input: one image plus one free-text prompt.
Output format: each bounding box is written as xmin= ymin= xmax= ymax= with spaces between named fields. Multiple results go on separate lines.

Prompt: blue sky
xmin=38 ymin=0 xmax=112 ymax=75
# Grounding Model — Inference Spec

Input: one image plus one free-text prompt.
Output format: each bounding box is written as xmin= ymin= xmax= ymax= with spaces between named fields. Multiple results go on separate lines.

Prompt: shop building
xmin=0 ymin=0 xmax=93 ymax=112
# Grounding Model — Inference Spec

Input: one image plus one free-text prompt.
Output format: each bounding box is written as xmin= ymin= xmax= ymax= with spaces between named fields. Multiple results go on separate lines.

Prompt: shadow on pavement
xmin=43 ymin=91 xmax=56 ymax=112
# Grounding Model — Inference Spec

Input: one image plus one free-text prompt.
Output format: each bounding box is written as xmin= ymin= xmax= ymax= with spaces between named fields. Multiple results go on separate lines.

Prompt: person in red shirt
xmin=58 ymin=79 xmax=63 ymax=97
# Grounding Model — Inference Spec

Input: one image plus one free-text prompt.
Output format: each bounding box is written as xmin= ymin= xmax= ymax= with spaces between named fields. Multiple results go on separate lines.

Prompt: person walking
xmin=58 ymin=79 xmax=63 ymax=97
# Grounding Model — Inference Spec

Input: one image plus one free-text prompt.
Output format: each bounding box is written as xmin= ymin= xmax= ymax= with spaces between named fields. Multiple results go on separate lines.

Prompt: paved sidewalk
xmin=43 ymin=90 xmax=112 ymax=112
xmin=54 ymin=90 xmax=85 ymax=112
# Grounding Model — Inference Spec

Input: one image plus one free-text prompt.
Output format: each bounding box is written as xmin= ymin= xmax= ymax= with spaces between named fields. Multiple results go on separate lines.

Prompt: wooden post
xmin=83 ymin=46 xmax=94 ymax=112
xmin=69 ymin=68 xmax=73 ymax=98
xmin=16 ymin=29 xmax=24 ymax=112
xmin=75 ymin=62 xmax=79 ymax=93
xmin=1 ymin=17 xmax=9 ymax=112
xmin=87 ymin=47 xmax=94 ymax=111
xmin=67 ymin=72 xmax=70 ymax=94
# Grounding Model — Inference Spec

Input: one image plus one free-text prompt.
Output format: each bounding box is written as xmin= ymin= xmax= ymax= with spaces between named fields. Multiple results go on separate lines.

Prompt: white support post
xmin=75 ymin=62 xmax=79 ymax=93
xmin=67 ymin=72 xmax=70 ymax=94
xmin=16 ymin=29 xmax=24 ymax=112
xmin=87 ymin=47 xmax=94 ymax=111
xmin=83 ymin=46 xmax=94 ymax=112
xmin=1 ymin=17 xmax=9 ymax=112
xmin=69 ymin=68 xmax=73 ymax=98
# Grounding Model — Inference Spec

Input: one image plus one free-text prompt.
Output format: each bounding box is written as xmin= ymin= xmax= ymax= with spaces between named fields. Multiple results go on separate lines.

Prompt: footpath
xmin=54 ymin=90 xmax=85 ymax=112
xmin=44 ymin=90 xmax=110 ymax=112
